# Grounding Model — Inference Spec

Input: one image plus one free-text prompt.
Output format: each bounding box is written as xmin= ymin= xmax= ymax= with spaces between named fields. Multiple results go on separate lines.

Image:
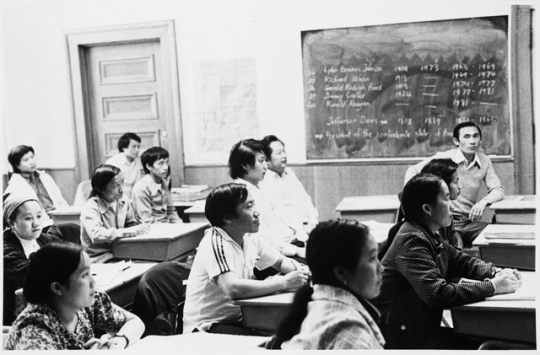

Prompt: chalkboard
xmin=302 ymin=16 xmax=511 ymax=161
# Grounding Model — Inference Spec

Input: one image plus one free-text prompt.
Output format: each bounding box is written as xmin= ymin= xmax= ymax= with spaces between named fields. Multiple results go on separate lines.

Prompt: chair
xmin=73 ymin=180 xmax=92 ymax=207
xmin=131 ymin=261 xmax=191 ymax=336
xmin=56 ymin=223 xmax=81 ymax=245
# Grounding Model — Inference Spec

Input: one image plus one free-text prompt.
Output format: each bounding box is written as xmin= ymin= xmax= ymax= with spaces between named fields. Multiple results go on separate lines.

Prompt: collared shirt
xmin=19 ymin=172 xmax=55 ymax=212
xmin=106 ymin=153 xmax=144 ymax=200
xmin=404 ymin=148 xmax=504 ymax=217
xmin=6 ymin=290 xmax=126 ymax=350
xmin=183 ymin=227 xmax=281 ymax=333
xmin=131 ymin=174 xmax=181 ymax=224
xmin=80 ymin=195 xmax=139 ymax=263
xmin=234 ymin=178 xmax=297 ymax=255
xmin=282 ymin=284 xmax=385 ymax=350
xmin=261 ymin=167 xmax=318 ymax=226
xmin=372 ymin=220 xmax=496 ymax=348
xmin=16 ymin=237 xmax=40 ymax=259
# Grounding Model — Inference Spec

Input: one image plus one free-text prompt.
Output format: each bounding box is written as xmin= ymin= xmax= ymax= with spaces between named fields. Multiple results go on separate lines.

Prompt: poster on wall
xmin=302 ymin=16 xmax=511 ymax=161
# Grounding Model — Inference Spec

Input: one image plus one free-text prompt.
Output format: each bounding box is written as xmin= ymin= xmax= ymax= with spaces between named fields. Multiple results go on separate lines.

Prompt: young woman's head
xmin=421 ymin=158 xmax=460 ymax=200
xmin=307 ymin=219 xmax=382 ymax=300
xmin=3 ymin=192 xmax=44 ymax=240
xmin=8 ymin=145 xmax=36 ymax=173
xmin=90 ymin=164 xmax=123 ymax=202
xmin=402 ymin=174 xmax=453 ymax=231
xmin=24 ymin=243 xmax=95 ymax=309
xmin=228 ymin=139 xmax=268 ymax=183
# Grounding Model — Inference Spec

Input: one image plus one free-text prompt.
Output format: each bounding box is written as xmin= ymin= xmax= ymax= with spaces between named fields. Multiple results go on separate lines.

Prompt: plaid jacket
xmin=372 ymin=221 xmax=496 ymax=348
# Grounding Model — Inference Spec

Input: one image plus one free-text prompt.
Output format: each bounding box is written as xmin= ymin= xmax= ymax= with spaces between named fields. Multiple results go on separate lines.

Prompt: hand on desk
xmin=282 ymin=269 xmax=309 ymax=291
xmin=492 ymin=268 xmax=522 ymax=295
xmin=469 ymin=200 xmax=489 ymax=222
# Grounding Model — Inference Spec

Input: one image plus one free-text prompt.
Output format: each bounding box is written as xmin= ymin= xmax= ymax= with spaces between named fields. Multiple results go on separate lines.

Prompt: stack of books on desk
xmin=171 ymin=185 xmax=211 ymax=202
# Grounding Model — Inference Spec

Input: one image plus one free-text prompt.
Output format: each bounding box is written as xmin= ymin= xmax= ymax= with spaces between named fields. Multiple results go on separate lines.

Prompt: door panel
xmin=86 ymin=41 xmax=168 ymax=168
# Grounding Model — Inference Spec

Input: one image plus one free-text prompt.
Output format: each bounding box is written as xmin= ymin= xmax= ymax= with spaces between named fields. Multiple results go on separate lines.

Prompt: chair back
xmin=73 ymin=180 xmax=92 ymax=207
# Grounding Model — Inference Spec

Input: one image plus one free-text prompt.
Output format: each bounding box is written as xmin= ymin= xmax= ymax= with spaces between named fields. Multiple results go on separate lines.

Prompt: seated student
xmin=373 ymin=173 xmax=521 ymax=349
xmin=228 ymin=139 xmax=308 ymax=259
xmin=3 ymin=191 xmax=62 ymax=325
xmin=106 ymin=132 xmax=144 ymax=200
xmin=379 ymin=158 xmax=462 ymax=260
xmin=275 ymin=220 xmax=385 ymax=350
xmin=183 ymin=183 xmax=309 ymax=335
xmin=80 ymin=164 xmax=150 ymax=263
xmin=404 ymin=122 xmax=504 ymax=247
xmin=131 ymin=147 xmax=182 ymax=224
xmin=5 ymin=243 xmax=144 ymax=350
xmin=6 ymin=145 xmax=70 ymax=236
xmin=260 ymin=135 xmax=318 ymax=233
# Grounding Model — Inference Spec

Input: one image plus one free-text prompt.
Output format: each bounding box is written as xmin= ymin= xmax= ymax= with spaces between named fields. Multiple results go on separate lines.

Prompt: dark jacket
xmin=3 ymin=229 xmax=62 ymax=325
xmin=372 ymin=221 xmax=496 ymax=349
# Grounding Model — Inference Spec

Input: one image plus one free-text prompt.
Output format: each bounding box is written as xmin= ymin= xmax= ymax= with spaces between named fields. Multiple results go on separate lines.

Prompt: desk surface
xmin=48 ymin=206 xmax=83 ymax=216
xmin=450 ymin=272 xmax=536 ymax=344
xmin=474 ymin=224 xmax=536 ymax=246
xmin=335 ymin=195 xmax=400 ymax=212
xmin=184 ymin=199 xmax=205 ymax=213
xmin=112 ymin=222 xmax=208 ymax=261
xmin=490 ymin=195 xmax=537 ymax=210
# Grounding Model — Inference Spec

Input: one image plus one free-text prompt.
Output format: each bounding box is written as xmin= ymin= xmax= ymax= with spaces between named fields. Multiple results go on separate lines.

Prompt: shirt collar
xmin=146 ymin=175 xmax=166 ymax=195
xmin=453 ymin=148 xmax=482 ymax=169
xmin=95 ymin=195 xmax=126 ymax=214
xmin=235 ymin=178 xmax=258 ymax=189
xmin=19 ymin=171 xmax=40 ymax=182
xmin=312 ymin=284 xmax=381 ymax=320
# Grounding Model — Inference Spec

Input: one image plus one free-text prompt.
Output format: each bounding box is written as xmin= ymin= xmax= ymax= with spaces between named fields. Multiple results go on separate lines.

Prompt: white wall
xmin=1 ymin=0 xmax=537 ymax=171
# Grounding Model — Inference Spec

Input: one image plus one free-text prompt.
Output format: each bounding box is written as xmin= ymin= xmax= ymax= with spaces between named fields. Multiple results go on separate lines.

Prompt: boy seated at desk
xmin=260 ymin=135 xmax=318 ymax=234
xmin=131 ymin=147 xmax=182 ymax=224
xmin=106 ymin=132 xmax=144 ymax=201
xmin=183 ymin=183 xmax=309 ymax=336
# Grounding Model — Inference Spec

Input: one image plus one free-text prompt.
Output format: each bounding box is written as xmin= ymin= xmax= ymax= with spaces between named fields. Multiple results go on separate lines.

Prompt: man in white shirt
xmin=260 ymin=135 xmax=319 ymax=233
xmin=106 ymin=133 xmax=144 ymax=200
xmin=183 ymin=183 xmax=309 ymax=335
xmin=404 ymin=122 xmax=504 ymax=247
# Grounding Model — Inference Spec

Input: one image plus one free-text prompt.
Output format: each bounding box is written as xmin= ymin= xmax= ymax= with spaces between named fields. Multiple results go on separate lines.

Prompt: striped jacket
xmin=372 ymin=221 xmax=496 ymax=348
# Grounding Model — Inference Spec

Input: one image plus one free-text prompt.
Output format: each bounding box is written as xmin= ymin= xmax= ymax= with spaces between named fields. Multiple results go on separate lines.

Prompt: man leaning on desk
xmin=405 ymin=122 xmax=504 ymax=249
xmin=183 ymin=183 xmax=309 ymax=336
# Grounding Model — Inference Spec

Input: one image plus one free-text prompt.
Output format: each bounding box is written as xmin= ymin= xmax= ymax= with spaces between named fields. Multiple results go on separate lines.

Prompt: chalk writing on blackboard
xmin=302 ymin=16 xmax=511 ymax=161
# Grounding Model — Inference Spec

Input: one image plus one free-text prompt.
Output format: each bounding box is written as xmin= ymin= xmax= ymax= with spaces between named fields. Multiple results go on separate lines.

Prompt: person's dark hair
xmin=117 ymin=133 xmax=141 ymax=152
xmin=228 ymin=139 xmax=266 ymax=179
xmin=421 ymin=158 xmax=458 ymax=187
xmin=8 ymin=145 xmax=35 ymax=173
xmin=23 ymin=242 xmax=84 ymax=304
xmin=204 ymin=183 xmax=248 ymax=228
xmin=141 ymin=147 xmax=169 ymax=174
xmin=90 ymin=164 xmax=121 ymax=199
xmin=379 ymin=173 xmax=444 ymax=261
xmin=453 ymin=122 xmax=482 ymax=141
xmin=260 ymin=135 xmax=284 ymax=160
xmin=274 ymin=219 xmax=370 ymax=346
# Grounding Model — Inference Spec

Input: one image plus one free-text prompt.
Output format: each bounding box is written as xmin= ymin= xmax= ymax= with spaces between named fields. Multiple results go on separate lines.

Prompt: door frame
xmin=65 ymin=20 xmax=185 ymax=185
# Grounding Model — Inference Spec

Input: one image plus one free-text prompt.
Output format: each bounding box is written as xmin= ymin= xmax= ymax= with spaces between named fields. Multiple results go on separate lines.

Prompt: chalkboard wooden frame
xmin=302 ymin=16 xmax=513 ymax=162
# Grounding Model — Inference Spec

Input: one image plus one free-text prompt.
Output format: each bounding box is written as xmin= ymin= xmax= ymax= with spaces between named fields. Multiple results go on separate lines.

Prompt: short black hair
xmin=8 ymin=145 xmax=35 ymax=173
xmin=24 ymin=242 xmax=84 ymax=304
xmin=421 ymin=158 xmax=458 ymax=187
xmin=401 ymin=173 xmax=444 ymax=223
xmin=205 ymin=183 xmax=248 ymax=228
xmin=453 ymin=122 xmax=482 ymax=141
xmin=117 ymin=133 xmax=141 ymax=152
xmin=141 ymin=147 xmax=169 ymax=174
xmin=228 ymin=139 xmax=266 ymax=179
xmin=90 ymin=164 xmax=121 ymax=199
xmin=260 ymin=135 xmax=285 ymax=160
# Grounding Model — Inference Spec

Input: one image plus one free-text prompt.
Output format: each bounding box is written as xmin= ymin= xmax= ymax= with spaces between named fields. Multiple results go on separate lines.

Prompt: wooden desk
xmin=450 ymin=272 xmax=536 ymax=346
xmin=172 ymin=200 xmax=198 ymax=223
xmin=234 ymin=292 xmax=294 ymax=334
xmin=184 ymin=200 xmax=207 ymax=223
xmin=93 ymin=262 xmax=156 ymax=309
xmin=112 ymin=223 xmax=209 ymax=261
xmin=473 ymin=224 xmax=536 ymax=270
xmin=48 ymin=206 xmax=82 ymax=226
xmin=336 ymin=195 xmax=400 ymax=223
xmin=490 ymin=195 xmax=536 ymax=225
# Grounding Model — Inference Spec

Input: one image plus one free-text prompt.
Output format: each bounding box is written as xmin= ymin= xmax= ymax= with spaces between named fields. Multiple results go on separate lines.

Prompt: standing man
xmin=183 ymin=183 xmax=309 ymax=335
xmin=404 ymin=122 xmax=504 ymax=248
xmin=260 ymin=135 xmax=318 ymax=233
xmin=106 ymin=132 xmax=144 ymax=200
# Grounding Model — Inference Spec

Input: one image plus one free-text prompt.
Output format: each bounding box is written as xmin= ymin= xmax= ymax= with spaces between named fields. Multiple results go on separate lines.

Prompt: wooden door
xmin=86 ymin=41 xmax=169 ymax=168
